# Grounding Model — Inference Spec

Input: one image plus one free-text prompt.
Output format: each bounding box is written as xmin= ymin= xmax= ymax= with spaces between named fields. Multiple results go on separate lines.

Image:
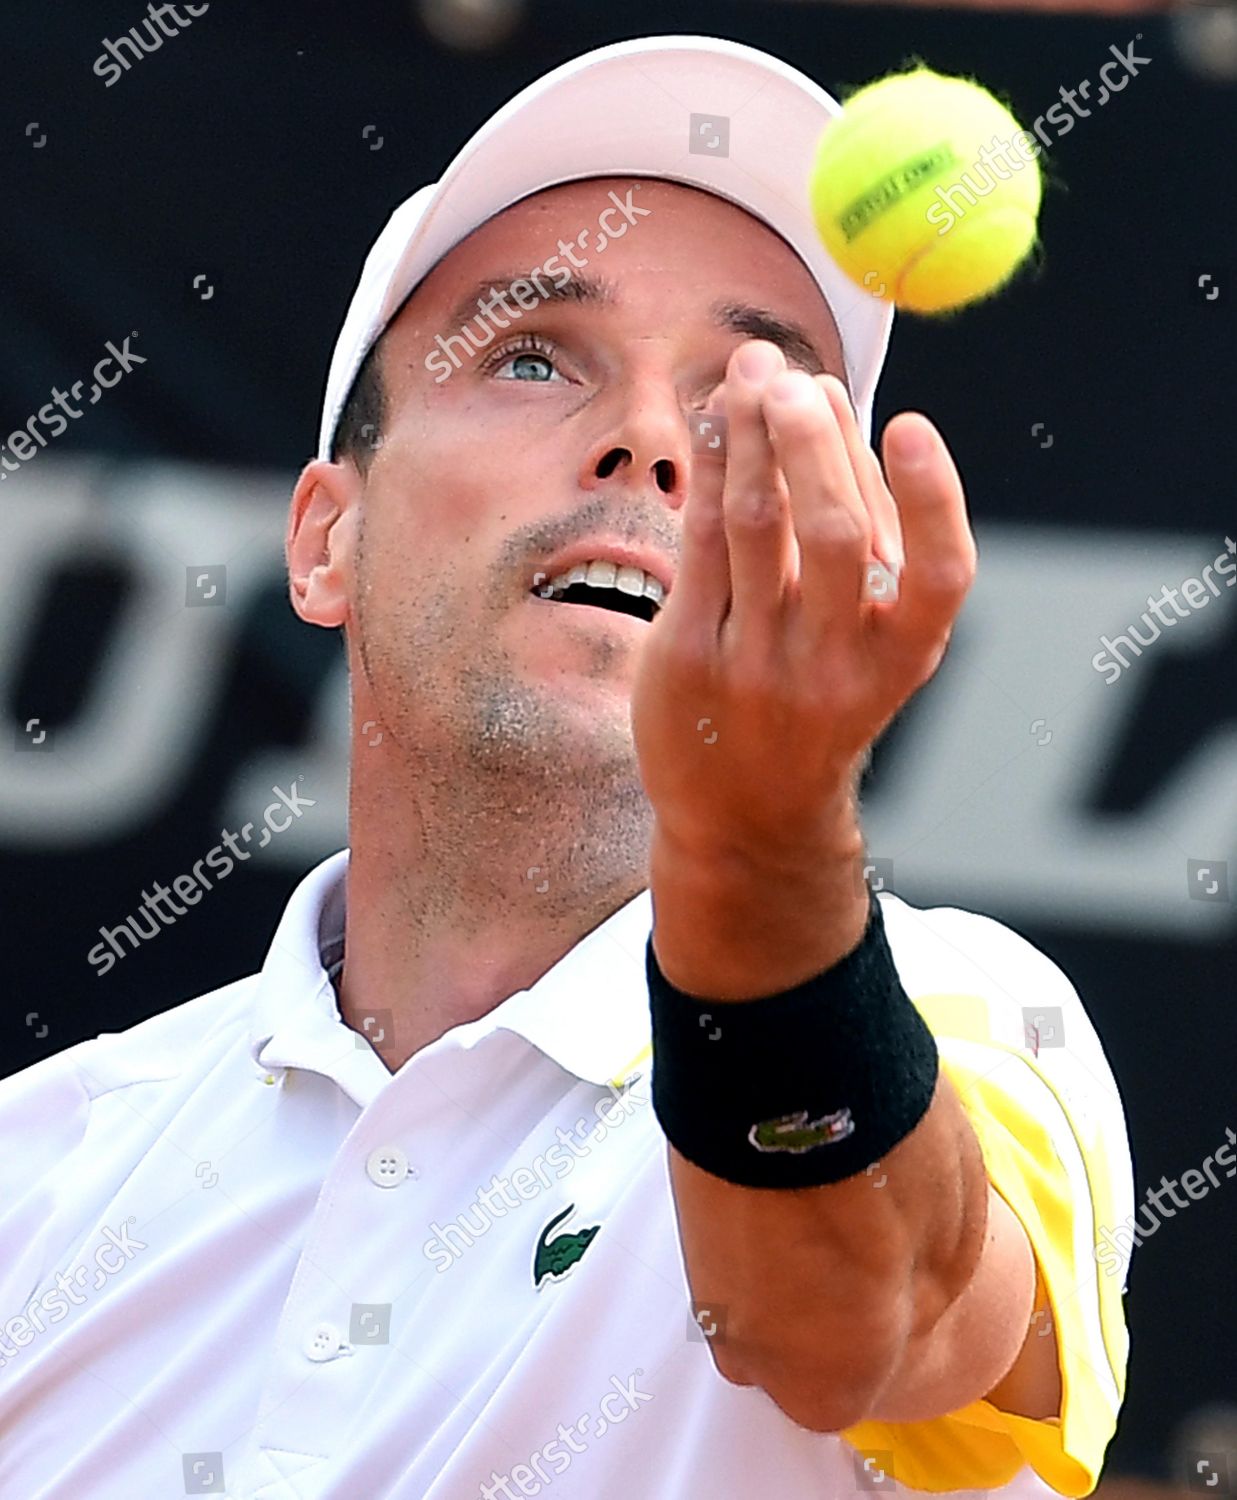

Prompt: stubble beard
xmin=354 ymin=576 xmax=655 ymax=926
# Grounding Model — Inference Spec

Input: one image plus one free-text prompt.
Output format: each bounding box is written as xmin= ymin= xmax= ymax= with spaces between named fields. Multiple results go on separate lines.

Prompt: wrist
xmin=650 ymin=781 xmax=865 ymax=881
xmin=648 ymin=804 xmax=870 ymax=1001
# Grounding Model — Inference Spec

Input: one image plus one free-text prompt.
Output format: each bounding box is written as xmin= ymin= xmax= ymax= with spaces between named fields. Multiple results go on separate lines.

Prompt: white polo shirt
xmin=0 ymin=849 xmax=1133 ymax=1500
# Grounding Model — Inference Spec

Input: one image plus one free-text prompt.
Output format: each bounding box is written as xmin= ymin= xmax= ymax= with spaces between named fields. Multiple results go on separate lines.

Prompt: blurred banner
xmin=2 ymin=0 xmax=1233 ymax=1481
xmin=5 ymin=461 xmax=1233 ymax=930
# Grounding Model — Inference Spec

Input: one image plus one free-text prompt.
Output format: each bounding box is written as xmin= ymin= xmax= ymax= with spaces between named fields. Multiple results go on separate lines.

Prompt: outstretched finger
xmin=818 ymin=375 xmax=905 ymax=580
xmin=720 ymin=340 xmax=798 ymax=632
xmin=875 ymin=413 xmax=976 ymax=663
xmin=764 ymin=371 xmax=871 ymax=643
xmin=672 ymin=386 xmax=733 ymax=647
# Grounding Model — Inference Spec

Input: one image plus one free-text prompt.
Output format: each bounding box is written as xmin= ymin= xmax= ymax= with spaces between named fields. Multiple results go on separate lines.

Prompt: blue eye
xmin=488 ymin=335 xmax=565 ymax=382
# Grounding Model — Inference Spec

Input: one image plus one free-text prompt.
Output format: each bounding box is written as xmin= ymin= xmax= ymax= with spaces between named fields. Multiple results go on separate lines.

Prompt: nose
xmin=577 ymin=377 xmax=693 ymax=512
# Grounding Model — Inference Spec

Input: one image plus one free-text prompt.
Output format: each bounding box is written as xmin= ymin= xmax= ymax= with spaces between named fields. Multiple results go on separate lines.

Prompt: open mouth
xmin=529 ymin=561 xmax=664 ymax=624
xmin=532 ymin=582 xmax=658 ymax=624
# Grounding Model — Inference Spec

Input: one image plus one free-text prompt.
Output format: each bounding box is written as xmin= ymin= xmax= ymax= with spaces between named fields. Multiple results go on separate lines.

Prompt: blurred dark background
xmin=1 ymin=0 xmax=1233 ymax=1484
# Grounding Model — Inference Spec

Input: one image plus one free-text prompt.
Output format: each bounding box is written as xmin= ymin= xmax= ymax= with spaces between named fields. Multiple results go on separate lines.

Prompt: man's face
xmin=348 ymin=176 xmax=846 ymax=796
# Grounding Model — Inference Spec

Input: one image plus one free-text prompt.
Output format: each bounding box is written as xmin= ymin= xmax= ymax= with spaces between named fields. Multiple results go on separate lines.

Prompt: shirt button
xmin=304 ymin=1322 xmax=345 ymax=1361
xmin=366 ymin=1145 xmax=410 ymax=1188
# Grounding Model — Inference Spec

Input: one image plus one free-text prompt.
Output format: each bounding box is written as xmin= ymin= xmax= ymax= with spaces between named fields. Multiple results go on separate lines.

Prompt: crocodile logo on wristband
xmin=748 ymin=1106 xmax=855 ymax=1153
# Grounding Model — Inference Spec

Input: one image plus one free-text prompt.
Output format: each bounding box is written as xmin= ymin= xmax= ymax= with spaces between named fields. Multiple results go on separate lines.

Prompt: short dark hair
xmin=332 ymin=282 xmax=422 ymax=473
xmin=331 ymin=332 xmax=388 ymax=476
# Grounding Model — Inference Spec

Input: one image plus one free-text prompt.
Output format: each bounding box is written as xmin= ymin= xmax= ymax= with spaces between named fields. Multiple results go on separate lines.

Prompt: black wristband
xmin=646 ymin=889 xmax=939 ymax=1188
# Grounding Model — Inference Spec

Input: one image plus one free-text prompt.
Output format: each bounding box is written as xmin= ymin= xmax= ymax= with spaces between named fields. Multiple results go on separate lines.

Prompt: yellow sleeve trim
xmin=607 ymin=1041 xmax=653 ymax=1092
xmin=842 ymin=1045 xmax=1127 ymax=1497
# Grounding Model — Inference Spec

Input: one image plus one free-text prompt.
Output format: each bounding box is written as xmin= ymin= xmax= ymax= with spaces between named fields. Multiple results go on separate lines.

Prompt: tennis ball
xmin=809 ymin=67 xmax=1043 ymax=314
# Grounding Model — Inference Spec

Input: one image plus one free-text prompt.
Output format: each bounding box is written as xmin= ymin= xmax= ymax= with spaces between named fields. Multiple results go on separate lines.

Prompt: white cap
xmin=317 ymin=33 xmax=895 ymax=461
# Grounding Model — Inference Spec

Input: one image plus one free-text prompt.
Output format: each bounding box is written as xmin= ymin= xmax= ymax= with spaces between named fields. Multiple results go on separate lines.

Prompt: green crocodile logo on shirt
xmin=748 ymin=1106 xmax=854 ymax=1153
xmin=533 ymin=1204 xmax=600 ymax=1287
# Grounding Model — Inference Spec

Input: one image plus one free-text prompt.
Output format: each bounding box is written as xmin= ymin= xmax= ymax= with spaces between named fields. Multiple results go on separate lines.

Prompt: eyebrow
xmin=445 ymin=272 xmax=832 ymax=375
xmin=711 ymin=301 xmax=829 ymax=376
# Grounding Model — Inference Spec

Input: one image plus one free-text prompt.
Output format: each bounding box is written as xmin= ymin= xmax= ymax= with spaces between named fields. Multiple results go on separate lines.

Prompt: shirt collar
xmin=249 ymin=849 xmax=654 ymax=1095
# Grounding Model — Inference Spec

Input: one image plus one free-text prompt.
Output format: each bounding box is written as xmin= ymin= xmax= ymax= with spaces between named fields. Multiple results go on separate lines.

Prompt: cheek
xmin=357 ymin=494 xmax=495 ymax=633
xmin=367 ymin=400 xmax=528 ymax=604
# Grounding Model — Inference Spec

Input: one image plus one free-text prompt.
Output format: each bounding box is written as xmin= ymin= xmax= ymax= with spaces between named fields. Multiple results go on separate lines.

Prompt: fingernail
xmin=736 ymin=342 xmax=783 ymax=382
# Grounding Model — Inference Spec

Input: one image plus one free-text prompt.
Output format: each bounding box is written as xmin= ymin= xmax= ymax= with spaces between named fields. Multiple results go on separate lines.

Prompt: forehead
xmin=401 ymin=176 xmax=844 ymax=369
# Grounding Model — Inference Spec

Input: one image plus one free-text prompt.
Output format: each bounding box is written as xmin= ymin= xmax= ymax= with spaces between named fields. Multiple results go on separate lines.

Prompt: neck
xmin=337 ymin=751 xmax=652 ymax=1071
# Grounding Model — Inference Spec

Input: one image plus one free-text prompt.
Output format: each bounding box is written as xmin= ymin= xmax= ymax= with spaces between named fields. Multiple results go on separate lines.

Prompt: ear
xmin=286 ymin=458 xmax=360 ymax=629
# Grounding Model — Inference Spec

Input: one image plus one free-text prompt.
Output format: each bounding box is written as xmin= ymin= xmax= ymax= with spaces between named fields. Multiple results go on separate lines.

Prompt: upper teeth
xmin=534 ymin=559 xmax=665 ymax=611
